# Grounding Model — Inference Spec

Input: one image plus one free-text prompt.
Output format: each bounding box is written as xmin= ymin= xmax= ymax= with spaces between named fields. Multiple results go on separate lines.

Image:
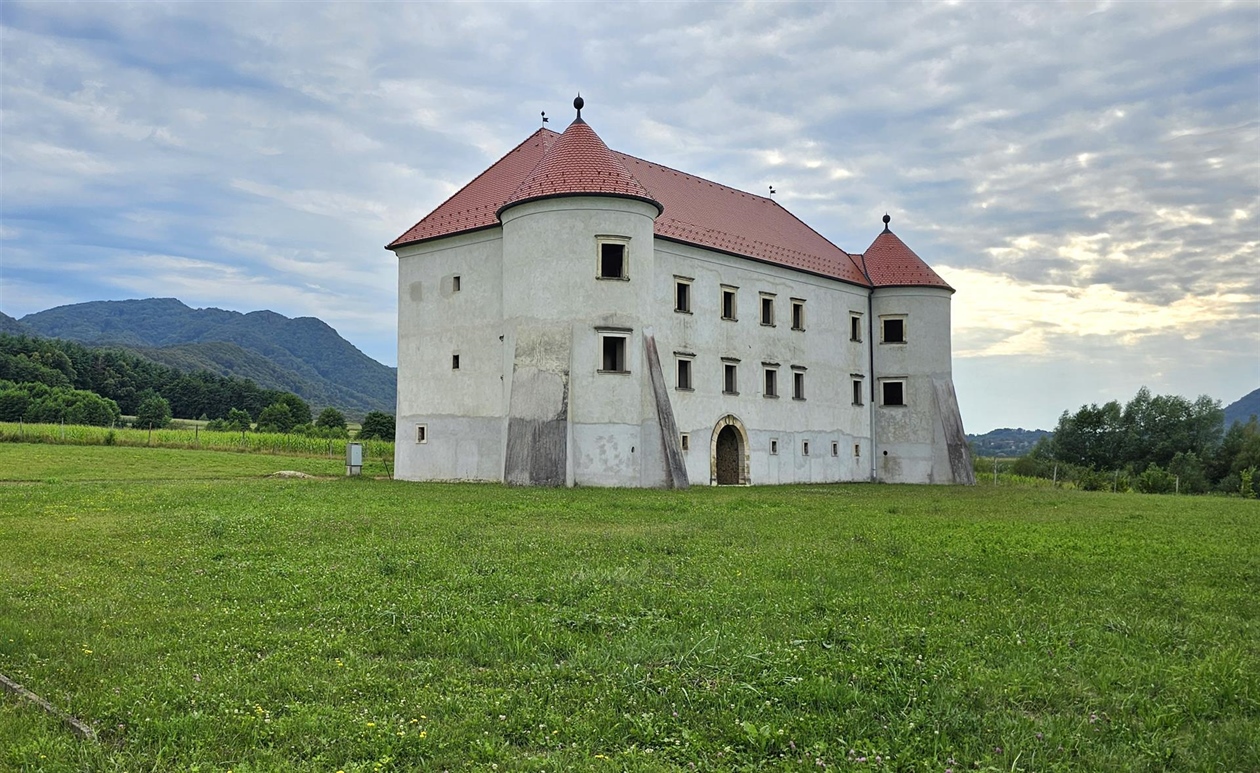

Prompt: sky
xmin=1 ymin=1 xmax=1256 ymax=433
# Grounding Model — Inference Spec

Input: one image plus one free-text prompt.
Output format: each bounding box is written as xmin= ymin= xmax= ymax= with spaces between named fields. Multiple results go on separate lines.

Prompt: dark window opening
xmin=722 ymin=289 xmax=737 ymax=320
xmin=723 ymin=363 xmax=738 ymax=394
xmin=770 ymin=439 xmax=779 ymax=455
xmin=793 ymin=371 xmax=805 ymax=400
xmin=602 ymin=336 xmax=627 ymax=372
xmin=416 ymin=425 xmax=427 ymax=443
xmin=452 ymin=354 xmax=460 ymax=370
xmin=452 ymin=275 xmax=461 ymax=292
xmin=792 ymin=302 xmax=805 ymax=331
xmin=675 ymin=282 xmax=691 ymax=313
xmin=850 ymin=315 xmax=862 ymax=342
xmin=681 ymin=433 xmax=690 ymax=451
xmin=760 ymin=297 xmax=774 ymax=326
xmin=600 ymin=243 xmax=626 ymax=279
xmin=764 ymin=369 xmax=777 ymax=397
xmin=677 ymin=359 xmax=692 ymax=390
xmin=803 ymin=441 xmax=810 ymax=456
xmin=883 ymin=318 xmax=905 ymax=344
xmin=852 ymin=379 xmax=864 ymax=405
xmin=832 ymin=442 xmax=839 ymax=456
xmin=882 ymin=380 xmax=905 ymax=406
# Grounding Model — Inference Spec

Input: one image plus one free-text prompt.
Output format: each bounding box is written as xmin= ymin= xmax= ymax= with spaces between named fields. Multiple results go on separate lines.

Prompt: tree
xmin=274 ymin=393 xmax=311 ymax=426
xmin=224 ymin=407 xmax=253 ymax=432
xmin=315 ymin=407 xmax=346 ymax=431
xmin=1167 ymin=451 xmax=1208 ymax=494
xmin=255 ymin=402 xmax=295 ymax=433
xmin=135 ymin=392 xmax=173 ymax=429
xmin=357 ymin=411 xmax=395 ymax=441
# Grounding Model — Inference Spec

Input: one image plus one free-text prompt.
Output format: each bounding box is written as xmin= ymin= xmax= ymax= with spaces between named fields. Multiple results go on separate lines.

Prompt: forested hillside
xmin=20 ymin=298 xmax=395 ymax=415
xmin=1224 ymin=388 xmax=1260 ymax=428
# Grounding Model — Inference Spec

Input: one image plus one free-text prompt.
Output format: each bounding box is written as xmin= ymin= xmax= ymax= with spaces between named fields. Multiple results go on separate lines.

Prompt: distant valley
xmin=4 ymin=299 xmax=395 ymax=417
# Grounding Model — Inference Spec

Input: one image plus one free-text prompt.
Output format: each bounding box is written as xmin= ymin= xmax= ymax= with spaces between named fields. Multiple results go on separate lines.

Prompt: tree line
xmin=1009 ymin=386 xmax=1259 ymax=496
xmin=0 ymin=333 xmax=395 ymax=439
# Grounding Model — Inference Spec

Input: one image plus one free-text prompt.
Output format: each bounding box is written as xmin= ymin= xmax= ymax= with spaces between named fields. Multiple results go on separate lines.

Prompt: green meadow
xmin=1 ymin=445 xmax=1256 ymax=772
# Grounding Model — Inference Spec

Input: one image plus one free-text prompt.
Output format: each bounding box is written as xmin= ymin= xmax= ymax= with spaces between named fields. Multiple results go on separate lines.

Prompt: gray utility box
xmin=346 ymin=442 xmax=363 ymax=476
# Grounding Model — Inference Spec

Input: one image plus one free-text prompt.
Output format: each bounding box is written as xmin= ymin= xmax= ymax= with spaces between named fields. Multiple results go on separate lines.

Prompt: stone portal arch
xmin=710 ymin=414 xmax=750 ymax=486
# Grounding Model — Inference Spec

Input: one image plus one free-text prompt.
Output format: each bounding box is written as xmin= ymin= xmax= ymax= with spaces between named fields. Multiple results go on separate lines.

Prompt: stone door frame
xmin=709 ymin=414 xmax=750 ymax=486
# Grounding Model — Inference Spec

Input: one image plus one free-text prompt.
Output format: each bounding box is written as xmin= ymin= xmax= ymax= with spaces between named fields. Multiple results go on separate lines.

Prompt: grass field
xmin=1 ymin=445 xmax=1257 ymax=772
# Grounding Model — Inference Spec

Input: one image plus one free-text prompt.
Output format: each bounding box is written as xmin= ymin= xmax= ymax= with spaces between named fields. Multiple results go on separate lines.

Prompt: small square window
xmin=452 ymin=275 xmax=461 ymax=293
xmin=760 ymin=295 xmax=775 ymax=326
xmin=792 ymin=300 xmax=805 ymax=331
xmin=598 ymin=241 xmax=627 ymax=279
xmin=770 ymin=438 xmax=779 ymax=455
xmin=601 ymin=335 xmax=628 ymax=373
xmin=802 ymin=440 xmax=810 ymax=456
xmin=850 ymin=313 xmax=863 ymax=342
xmin=680 ymin=433 xmax=690 ymax=452
xmin=452 ymin=353 xmax=460 ymax=370
xmin=882 ymin=379 xmax=906 ymax=406
xmin=416 ymin=425 xmax=428 ymax=444
xmin=721 ymin=287 xmax=737 ymax=321
xmin=723 ymin=362 xmax=738 ymax=394
xmin=793 ymin=371 xmax=805 ymax=400
xmin=764 ymin=368 xmax=778 ymax=398
xmin=832 ymin=441 xmax=839 ymax=457
xmin=675 ymin=280 xmax=692 ymax=313
xmin=882 ymin=317 xmax=906 ymax=344
xmin=676 ymin=358 xmax=693 ymax=390
xmin=852 ymin=379 xmax=864 ymax=406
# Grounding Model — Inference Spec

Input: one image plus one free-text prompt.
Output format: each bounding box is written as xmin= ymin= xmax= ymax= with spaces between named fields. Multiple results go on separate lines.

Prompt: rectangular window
xmin=802 ymin=440 xmax=810 ymax=456
xmin=882 ymin=379 xmax=906 ymax=406
xmin=854 ymin=444 xmax=861 ymax=458
xmin=770 ymin=438 xmax=779 ymax=455
xmin=793 ymin=370 xmax=806 ymax=400
xmin=831 ymin=441 xmax=839 ymax=457
xmin=452 ymin=275 xmax=461 ymax=293
xmin=721 ymin=286 xmax=737 ymax=321
xmin=760 ymin=294 xmax=775 ymax=326
xmin=881 ymin=316 xmax=906 ymax=344
xmin=763 ymin=367 xmax=778 ymax=398
xmin=675 ymin=278 xmax=692 ymax=313
xmin=680 ymin=433 xmax=690 ymax=452
xmin=850 ymin=313 xmax=863 ymax=342
xmin=601 ymin=335 xmax=628 ymax=373
xmin=852 ymin=379 xmax=864 ymax=406
xmin=676 ymin=357 xmax=693 ymax=390
xmin=723 ymin=362 xmax=738 ymax=394
xmin=451 ymin=353 xmax=460 ymax=370
xmin=597 ymin=239 xmax=628 ymax=279
xmin=791 ymin=299 xmax=805 ymax=331
xmin=416 ymin=425 xmax=428 ymax=444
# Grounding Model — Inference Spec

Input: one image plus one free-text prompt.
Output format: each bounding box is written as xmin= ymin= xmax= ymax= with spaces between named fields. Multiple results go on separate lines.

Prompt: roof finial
xmin=768 ymin=185 xmax=776 ymax=198
xmin=882 ymin=213 xmax=891 ymax=233
xmin=541 ymin=110 xmax=548 ymax=125
xmin=573 ymin=93 xmax=585 ymax=123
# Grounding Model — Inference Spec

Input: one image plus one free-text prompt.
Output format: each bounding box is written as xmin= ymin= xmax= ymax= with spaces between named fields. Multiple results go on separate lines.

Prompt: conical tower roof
xmin=862 ymin=216 xmax=953 ymax=290
xmin=498 ymin=98 xmax=661 ymax=218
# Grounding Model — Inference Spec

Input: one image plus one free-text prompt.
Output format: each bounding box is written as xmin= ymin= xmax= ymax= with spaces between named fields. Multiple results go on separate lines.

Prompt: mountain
xmin=1224 ymin=388 xmax=1260 ymax=428
xmin=0 ymin=312 xmax=32 ymax=336
xmin=967 ymin=427 xmax=1051 ymax=457
xmin=19 ymin=298 xmax=396 ymax=417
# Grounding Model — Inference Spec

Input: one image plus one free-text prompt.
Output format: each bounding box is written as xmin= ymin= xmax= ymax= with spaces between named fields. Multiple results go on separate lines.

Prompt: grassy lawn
xmin=1 ymin=445 xmax=1256 ymax=771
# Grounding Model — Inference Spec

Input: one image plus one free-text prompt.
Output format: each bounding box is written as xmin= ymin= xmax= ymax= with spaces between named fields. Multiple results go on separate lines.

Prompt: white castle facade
xmin=387 ymin=99 xmax=973 ymax=487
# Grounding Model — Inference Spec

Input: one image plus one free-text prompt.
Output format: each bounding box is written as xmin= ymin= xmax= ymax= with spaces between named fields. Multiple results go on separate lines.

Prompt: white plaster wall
xmin=394 ymin=230 xmax=506 ymax=481
xmin=649 ymin=241 xmax=874 ymax=485
xmin=870 ymin=286 xmax=955 ymax=483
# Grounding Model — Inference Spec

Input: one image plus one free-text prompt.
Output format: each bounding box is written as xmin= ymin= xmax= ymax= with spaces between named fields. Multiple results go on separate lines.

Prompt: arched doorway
xmin=710 ymin=415 xmax=749 ymax=485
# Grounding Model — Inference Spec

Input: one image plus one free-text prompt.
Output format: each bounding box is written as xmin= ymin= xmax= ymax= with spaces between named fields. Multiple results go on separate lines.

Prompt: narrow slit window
xmin=601 ymin=336 xmax=628 ymax=373
xmin=850 ymin=313 xmax=863 ymax=342
xmin=854 ymin=444 xmax=861 ymax=458
xmin=452 ymin=275 xmax=461 ymax=293
xmin=770 ymin=438 xmax=779 ymax=455
xmin=680 ymin=433 xmax=690 ymax=451
xmin=451 ymin=353 xmax=460 ymax=370
xmin=760 ymin=295 xmax=775 ymax=326
xmin=852 ymin=379 xmax=864 ymax=406
xmin=793 ymin=371 xmax=806 ymax=400
xmin=802 ymin=440 xmax=810 ymax=456
xmin=792 ymin=300 xmax=805 ymax=331
xmin=832 ymin=441 xmax=839 ymax=457
xmin=721 ymin=287 xmax=737 ymax=321
xmin=676 ymin=358 xmax=693 ymax=390
xmin=416 ymin=425 xmax=428 ymax=444
xmin=723 ymin=362 xmax=738 ymax=394
xmin=675 ymin=280 xmax=691 ymax=313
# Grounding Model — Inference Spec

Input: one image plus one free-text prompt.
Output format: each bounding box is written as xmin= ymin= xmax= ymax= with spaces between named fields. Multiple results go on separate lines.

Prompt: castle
xmin=387 ymin=98 xmax=973 ymax=487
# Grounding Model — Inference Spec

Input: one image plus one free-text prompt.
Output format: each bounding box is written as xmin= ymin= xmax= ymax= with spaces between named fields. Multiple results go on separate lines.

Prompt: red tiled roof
xmin=499 ymin=119 xmax=661 ymax=215
xmin=388 ymin=120 xmax=938 ymax=289
xmin=861 ymin=228 xmax=953 ymax=291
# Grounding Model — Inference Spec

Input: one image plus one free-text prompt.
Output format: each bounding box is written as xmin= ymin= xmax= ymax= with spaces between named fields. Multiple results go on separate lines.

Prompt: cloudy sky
xmin=2 ymin=1 xmax=1256 ymax=432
